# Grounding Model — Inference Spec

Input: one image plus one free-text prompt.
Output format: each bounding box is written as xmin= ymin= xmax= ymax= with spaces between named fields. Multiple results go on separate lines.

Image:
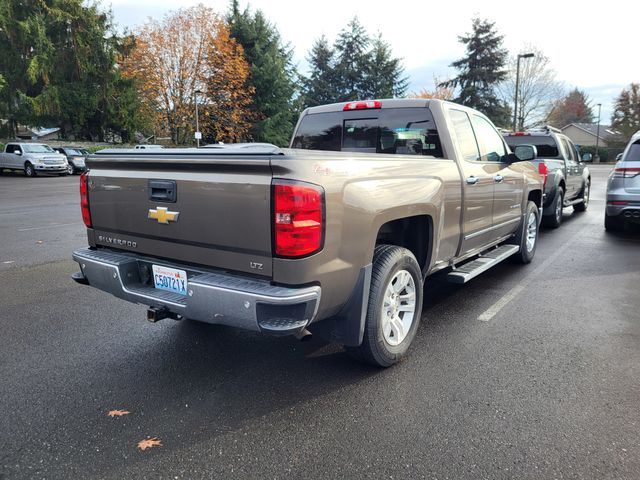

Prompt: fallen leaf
xmin=138 ymin=437 xmax=162 ymax=451
xmin=108 ymin=409 xmax=130 ymax=417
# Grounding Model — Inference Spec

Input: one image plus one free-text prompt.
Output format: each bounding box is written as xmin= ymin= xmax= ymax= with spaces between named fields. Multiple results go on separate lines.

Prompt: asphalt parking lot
xmin=1 ymin=165 xmax=639 ymax=479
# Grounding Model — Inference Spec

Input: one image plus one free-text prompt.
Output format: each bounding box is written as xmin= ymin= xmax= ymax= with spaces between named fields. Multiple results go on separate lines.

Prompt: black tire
xmin=347 ymin=245 xmax=424 ymax=367
xmin=67 ymin=163 xmax=75 ymax=175
xmin=542 ymin=188 xmax=563 ymax=228
xmin=24 ymin=162 xmax=36 ymax=177
xmin=573 ymin=180 xmax=590 ymax=212
xmin=509 ymin=201 xmax=540 ymax=264
xmin=604 ymin=214 xmax=623 ymax=232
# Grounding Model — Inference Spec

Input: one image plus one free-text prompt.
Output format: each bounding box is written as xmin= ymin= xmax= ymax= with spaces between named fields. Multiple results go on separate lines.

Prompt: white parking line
xmin=18 ymin=222 xmax=79 ymax=232
xmin=478 ymin=285 xmax=526 ymax=321
xmin=477 ymin=223 xmax=591 ymax=322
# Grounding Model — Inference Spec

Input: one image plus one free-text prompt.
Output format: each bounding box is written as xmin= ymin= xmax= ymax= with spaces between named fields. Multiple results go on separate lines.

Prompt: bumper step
xmin=446 ymin=244 xmax=519 ymax=284
xmin=72 ymin=247 xmax=321 ymax=333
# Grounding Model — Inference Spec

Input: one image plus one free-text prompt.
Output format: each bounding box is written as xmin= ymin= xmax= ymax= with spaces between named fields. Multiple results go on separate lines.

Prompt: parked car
xmin=0 ymin=142 xmax=68 ymax=176
xmin=605 ymin=131 xmax=640 ymax=231
xmin=72 ymin=99 xmax=543 ymax=367
xmin=53 ymin=146 xmax=87 ymax=175
xmin=504 ymin=127 xmax=590 ymax=228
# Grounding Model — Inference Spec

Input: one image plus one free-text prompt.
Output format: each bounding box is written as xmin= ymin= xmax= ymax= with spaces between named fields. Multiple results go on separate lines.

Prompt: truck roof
xmin=303 ymin=98 xmax=438 ymax=115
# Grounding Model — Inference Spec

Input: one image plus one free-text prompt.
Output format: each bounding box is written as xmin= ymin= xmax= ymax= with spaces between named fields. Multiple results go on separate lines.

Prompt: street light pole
xmin=594 ymin=103 xmax=602 ymax=163
xmin=194 ymin=89 xmax=202 ymax=148
xmin=513 ymin=53 xmax=534 ymax=132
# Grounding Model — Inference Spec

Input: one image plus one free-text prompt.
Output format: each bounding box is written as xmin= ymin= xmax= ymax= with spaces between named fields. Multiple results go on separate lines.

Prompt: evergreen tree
xmin=302 ymin=20 xmax=407 ymax=107
xmin=610 ymin=83 xmax=640 ymax=143
xmin=334 ymin=17 xmax=371 ymax=101
xmin=227 ymin=1 xmax=297 ymax=146
xmin=302 ymin=36 xmax=337 ymax=107
xmin=0 ymin=0 xmax=144 ymax=141
xmin=365 ymin=34 xmax=408 ymax=99
xmin=441 ymin=18 xmax=511 ymax=126
xmin=546 ymin=88 xmax=594 ymax=128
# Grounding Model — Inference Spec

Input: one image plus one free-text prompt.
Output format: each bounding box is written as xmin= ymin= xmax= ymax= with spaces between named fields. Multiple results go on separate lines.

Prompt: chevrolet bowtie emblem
xmin=148 ymin=207 xmax=179 ymax=224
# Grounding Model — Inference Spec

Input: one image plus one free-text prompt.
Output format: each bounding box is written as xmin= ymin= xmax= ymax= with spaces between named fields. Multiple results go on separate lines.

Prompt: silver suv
xmin=605 ymin=131 xmax=640 ymax=230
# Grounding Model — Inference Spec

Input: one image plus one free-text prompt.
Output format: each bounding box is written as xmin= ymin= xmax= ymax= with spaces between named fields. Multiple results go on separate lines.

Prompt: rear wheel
xmin=24 ymin=162 xmax=36 ymax=177
xmin=347 ymin=245 xmax=423 ymax=367
xmin=574 ymin=180 xmax=590 ymax=212
xmin=542 ymin=188 xmax=563 ymax=228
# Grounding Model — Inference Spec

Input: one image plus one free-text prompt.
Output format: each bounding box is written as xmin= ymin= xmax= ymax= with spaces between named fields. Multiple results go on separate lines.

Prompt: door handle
xmin=466 ymin=176 xmax=479 ymax=185
xmin=494 ymin=174 xmax=504 ymax=183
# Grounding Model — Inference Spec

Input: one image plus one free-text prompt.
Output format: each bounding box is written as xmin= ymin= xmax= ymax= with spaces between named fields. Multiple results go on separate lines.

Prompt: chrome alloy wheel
xmin=555 ymin=191 xmax=563 ymax=223
xmin=381 ymin=270 xmax=416 ymax=346
xmin=526 ymin=211 xmax=538 ymax=252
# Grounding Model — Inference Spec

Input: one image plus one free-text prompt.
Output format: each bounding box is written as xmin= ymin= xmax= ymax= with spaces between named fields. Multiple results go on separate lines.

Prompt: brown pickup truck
xmin=72 ymin=99 xmax=543 ymax=366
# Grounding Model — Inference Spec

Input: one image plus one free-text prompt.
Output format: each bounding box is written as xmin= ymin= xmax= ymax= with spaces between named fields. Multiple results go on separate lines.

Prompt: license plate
xmin=152 ymin=264 xmax=188 ymax=295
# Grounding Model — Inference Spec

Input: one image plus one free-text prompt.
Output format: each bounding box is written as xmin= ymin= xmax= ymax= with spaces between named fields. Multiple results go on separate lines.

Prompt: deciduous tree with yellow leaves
xmin=121 ymin=4 xmax=253 ymax=144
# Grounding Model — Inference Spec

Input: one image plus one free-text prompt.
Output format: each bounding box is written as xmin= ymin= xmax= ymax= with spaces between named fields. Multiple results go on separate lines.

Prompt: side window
xmin=6 ymin=144 xmax=19 ymax=154
xmin=571 ymin=143 xmax=581 ymax=162
xmin=471 ymin=115 xmax=507 ymax=162
xmin=560 ymin=138 xmax=575 ymax=162
xmin=450 ymin=110 xmax=480 ymax=162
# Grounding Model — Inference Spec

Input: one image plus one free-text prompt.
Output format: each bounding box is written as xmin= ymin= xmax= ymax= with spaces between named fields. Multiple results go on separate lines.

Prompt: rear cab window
xmin=292 ymin=107 xmax=443 ymax=158
xmin=504 ymin=135 xmax=560 ymax=158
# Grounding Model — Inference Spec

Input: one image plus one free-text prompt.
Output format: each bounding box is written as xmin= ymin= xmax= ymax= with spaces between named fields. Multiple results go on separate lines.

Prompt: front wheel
xmin=67 ymin=163 xmax=75 ymax=175
xmin=510 ymin=201 xmax=540 ymax=264
xmin=24 ymin=162 xmax=36 ymax=177
xmin=347 ymin=245 xmax=423 ymax=367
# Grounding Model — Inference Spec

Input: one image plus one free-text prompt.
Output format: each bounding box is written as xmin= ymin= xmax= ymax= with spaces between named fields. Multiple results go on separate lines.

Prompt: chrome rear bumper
xmin=72 ymin=248 xmax=320 ymax=335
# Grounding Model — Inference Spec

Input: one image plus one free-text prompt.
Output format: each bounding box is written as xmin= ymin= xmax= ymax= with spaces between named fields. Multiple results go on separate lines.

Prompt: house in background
xmin=16 ymin=126 xmax=61 ymax=141
xmin=561 ymin=123 xmax=618 ymax=147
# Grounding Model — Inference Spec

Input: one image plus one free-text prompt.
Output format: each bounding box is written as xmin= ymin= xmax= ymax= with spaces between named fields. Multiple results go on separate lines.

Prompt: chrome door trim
xmin=464 ymin=216 xmax=520 ymax=241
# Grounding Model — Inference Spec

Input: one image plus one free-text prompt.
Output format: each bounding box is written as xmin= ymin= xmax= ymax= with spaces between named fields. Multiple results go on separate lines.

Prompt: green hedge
xmin=578 ymin=145 xmax=609 ymax=161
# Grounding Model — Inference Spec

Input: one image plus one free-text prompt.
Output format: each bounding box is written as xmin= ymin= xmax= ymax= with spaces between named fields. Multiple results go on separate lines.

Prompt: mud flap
xmin=309 ymin=263 xmax=372 ymax=347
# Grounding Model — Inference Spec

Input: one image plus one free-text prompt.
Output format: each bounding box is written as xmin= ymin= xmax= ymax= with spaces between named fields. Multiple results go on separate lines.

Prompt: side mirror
xmin=15 ymin=150 xmax=22 ymax=156
xmin=615 ymin=153 xmax=623 ymax=162
xmin=513 ymin=144 xmax=537 ymax=162
xmin=581 ymin=153 xmax=593 ymax=162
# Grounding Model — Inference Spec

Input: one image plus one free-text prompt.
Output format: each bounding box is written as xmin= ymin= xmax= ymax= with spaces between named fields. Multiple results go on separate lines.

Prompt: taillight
xmin=538 ymin=162 xmax=549 ymax=188
xmin=343 ymin=100 xmax=381 ymax=111
xmin=613 ymin=167 xmax=640 ymax=178
xmin=80 ymin=172 xmax=92 ymax=227
xmin=273 ymin=180 xmax=324 ymax=257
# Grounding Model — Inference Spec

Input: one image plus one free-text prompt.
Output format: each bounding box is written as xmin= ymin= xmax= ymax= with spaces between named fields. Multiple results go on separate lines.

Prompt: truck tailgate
xmin=86 ymin=151 xmax=274 ymax=277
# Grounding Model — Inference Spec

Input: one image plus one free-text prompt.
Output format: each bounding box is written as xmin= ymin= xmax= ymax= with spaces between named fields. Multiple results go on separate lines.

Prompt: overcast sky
xmin=106 ymin=0 xmax=639 ymax=124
